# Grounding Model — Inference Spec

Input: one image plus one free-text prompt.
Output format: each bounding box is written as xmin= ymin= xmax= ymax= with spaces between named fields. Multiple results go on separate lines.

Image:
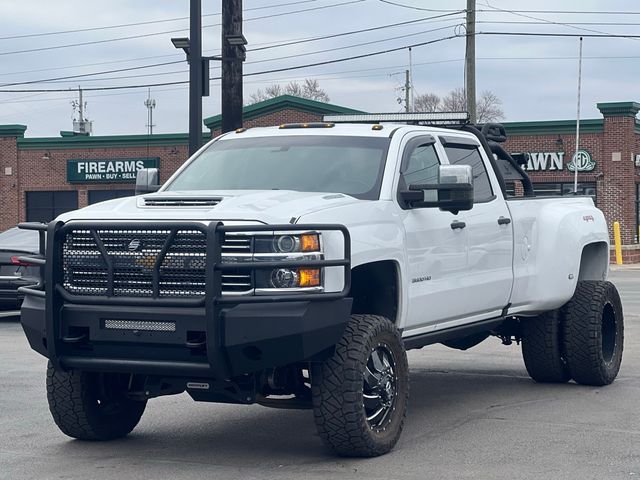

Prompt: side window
xmin=443 ymin=145 xmax=494 ymax=202
xmin=403 ymin=143 xmax=440 ymax=185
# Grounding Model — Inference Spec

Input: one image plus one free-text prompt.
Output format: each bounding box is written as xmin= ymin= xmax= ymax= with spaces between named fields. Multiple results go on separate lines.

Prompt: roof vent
xmin=143 ymin=197 xmax=222 ymax=207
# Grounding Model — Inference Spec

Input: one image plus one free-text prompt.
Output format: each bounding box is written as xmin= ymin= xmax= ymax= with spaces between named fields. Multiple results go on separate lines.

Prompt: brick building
xmin=1 ymin=95 xmax=639 ymax=262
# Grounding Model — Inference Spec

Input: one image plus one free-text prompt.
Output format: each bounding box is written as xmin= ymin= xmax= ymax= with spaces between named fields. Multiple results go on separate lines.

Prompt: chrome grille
xmin=61 ymin=227 xmax=253 ymax=298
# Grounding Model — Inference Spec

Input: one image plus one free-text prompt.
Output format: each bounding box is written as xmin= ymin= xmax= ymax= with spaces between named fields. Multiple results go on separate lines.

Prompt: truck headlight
xmin=269 ymin=267 xmax=321 ymax=288
xmin=254 ymin=233 xmax=320 ymax=254
xmin=250 ymin=232 xmax=323 ymax=292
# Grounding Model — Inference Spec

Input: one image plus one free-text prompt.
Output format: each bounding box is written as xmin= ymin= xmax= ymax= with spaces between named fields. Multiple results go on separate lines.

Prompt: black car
xmin=0 ymin=227 xmax=41 ymax=309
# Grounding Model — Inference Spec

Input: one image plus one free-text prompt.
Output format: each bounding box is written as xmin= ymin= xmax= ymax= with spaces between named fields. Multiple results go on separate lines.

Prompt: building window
xmin=26 ymin=191 xmax=78 ymax=223
xmin=505 ymin=182 xmax=596 ymax=205
xmin=88 ymin=189 xmax=135 ymax=205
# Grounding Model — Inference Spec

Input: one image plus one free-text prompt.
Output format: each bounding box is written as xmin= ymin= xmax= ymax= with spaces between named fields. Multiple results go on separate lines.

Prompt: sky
xmin=1 ymin=0 xmax=639 ymax=137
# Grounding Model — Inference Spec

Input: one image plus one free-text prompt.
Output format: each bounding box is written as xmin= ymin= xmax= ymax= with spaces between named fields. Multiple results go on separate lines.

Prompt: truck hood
xmin=56 ymin=190 xmax=362 ymax=225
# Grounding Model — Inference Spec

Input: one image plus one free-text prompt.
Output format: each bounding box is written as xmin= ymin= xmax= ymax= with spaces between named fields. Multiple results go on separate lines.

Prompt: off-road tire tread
xmin=562 ymin=280 xmax=624 ymax=386
xmin=521 ymin=310 xmax=571 ymax=383
xmin=46 ymin=362 xmax=146 ymax=440
xmin=312 ymin=314 xmax=408 ymax=457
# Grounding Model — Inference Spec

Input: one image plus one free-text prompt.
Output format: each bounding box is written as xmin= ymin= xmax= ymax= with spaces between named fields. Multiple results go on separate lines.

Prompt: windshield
xmin=165 ymin=135 xmax=390 ymax=200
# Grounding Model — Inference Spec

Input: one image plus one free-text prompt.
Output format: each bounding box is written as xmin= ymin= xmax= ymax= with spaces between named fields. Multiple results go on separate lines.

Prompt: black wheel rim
xmin=94 ymin=373 xmax=130 ymax=415
xmin=363 ymin=343 xmax=397 ymax=430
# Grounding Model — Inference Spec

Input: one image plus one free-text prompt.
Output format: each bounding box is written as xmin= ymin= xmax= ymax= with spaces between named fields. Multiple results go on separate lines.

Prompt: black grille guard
xmin=17 ymin=220 xmax=351 ymax=377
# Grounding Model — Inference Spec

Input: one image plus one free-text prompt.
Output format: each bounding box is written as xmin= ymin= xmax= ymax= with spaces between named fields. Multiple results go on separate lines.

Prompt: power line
xmin=0 ymin=0 xmax=320 ymax=41
xmin=478 ymin=1 xmax=639 ymax=42
xmin=476 ymin=9 xmax=640 ymax=15
xmin=0 ymin=33 xmax=463 ymax=93
xmin=478 ymin=31 xmax=640 ymax=39
xmin=0 ymin=11 xmax=462 ymax=79
xmin=15 ymin=22 xmax=459 ymax=86
xmin=377 ymin=0 xmax=459 ymax=12
xmin=0 ymin=61 xmax=184 ymax=88
xmin=246 ymin=24 xmax=461 ymax=66
xmin=12 ymin=52 xmax=640 ymax=106
xmin=477 ymin=20 xmax=640 ymax=26
xmin=249 ymin=11 xmax=464 ymax=51
xmin=0 ymin=0 xmax=366 ymax=57
xmin=0 ymin=54 xmax=184 ymax=78
xmin=12 ymin=49 xmax=640 ymax=105
xmin=1 ymin=15 xmax=463 ymax=88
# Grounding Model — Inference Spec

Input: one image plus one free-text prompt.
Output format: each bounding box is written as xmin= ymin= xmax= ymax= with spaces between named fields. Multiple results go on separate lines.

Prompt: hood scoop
xmin=143 ymin=196 xmax=222 ymax=207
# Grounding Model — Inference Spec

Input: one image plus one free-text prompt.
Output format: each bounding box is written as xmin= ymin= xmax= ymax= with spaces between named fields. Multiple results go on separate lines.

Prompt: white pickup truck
xmin=19 ymin=114 xmax=623 ymax=457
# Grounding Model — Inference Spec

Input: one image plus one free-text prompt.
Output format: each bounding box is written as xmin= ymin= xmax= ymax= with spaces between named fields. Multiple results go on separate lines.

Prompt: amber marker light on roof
xmin=299 ymin=268 xmax=321 ymax=287
xmin=300 ymin=233 xmax=320 ymax=252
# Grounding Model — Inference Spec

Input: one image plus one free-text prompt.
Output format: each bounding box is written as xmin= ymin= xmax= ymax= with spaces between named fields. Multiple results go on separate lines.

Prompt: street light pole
xmin=188 ymin=0 xmax=203 ymax=156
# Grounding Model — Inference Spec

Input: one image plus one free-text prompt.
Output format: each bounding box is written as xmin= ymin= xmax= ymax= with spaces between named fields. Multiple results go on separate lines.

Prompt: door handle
xmin=450 ymin=221 xmax=466 ymax=230
xmin=497 ymin=217 xmax=511 ymax=225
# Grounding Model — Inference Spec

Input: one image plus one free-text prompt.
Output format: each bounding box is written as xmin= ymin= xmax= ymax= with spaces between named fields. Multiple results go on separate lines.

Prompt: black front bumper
xmin=21 ymin=294 xmax=351 ymax=378
xmin=18 ymin=221 xmax=352 ymax=380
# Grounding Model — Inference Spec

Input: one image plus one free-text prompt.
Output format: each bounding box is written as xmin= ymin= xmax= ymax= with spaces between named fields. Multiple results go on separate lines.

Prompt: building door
xmin=88 ymin=189 xmax=135 ymax=205
xmin=26 ymin=191 xmax=78 ymax=223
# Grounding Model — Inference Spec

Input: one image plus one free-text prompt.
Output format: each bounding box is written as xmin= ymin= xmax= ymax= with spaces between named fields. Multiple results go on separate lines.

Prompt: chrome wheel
xmin=363 ymin=342 xmax=397 ymax=430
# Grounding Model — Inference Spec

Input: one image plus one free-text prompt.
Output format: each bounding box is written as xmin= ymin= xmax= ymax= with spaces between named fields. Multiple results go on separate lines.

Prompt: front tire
xmin=311 ymin=314 xmax=408 ymax=457
xmin=562 ymin=281 xmax=624 ymax=386
xmin=46 ymin=361 xmax=147 ymax=440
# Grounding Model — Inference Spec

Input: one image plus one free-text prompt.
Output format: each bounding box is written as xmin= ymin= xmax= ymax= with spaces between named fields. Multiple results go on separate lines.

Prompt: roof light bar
xmin=323 ymin=112 xmax=469 ymax=124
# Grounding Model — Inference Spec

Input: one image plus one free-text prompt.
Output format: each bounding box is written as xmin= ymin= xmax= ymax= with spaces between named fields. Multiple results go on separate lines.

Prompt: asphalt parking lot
xmin=1 ymin=268 xmax=638 ymax=480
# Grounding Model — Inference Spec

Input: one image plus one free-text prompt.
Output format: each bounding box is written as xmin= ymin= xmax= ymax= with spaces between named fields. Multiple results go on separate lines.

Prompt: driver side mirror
xmin=135 ymin=168 xmax=160 ymax=195
xmin=400 ymin=164 xmax=474 ymax=214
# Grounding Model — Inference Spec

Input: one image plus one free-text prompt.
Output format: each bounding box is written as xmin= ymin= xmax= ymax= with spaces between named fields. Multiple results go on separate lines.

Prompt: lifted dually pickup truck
xmin=19 ymin=113 xmax=623 ymax=457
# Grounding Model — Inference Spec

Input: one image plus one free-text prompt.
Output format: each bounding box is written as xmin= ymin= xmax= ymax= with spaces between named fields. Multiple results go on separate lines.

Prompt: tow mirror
xmin=135 ymin=168 xmax=160 ymax=195
xmin=400 ymin=164 xmax=474 ymax=214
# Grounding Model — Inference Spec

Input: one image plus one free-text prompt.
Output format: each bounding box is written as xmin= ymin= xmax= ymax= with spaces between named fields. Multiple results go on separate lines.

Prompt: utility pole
xmin=71 ymin=86 xmax=92 ymax=134
xmin=465 ymin=0 xmax=476 ymax=123
xmin=144 ymin=88 xmax=157 ymax=135
xmin=78 ymin=86 xmax=84 ymax=124
xmin=188 ymin=0 xmax=203 ymax=155
xmin=221 ymin=0 xmax=246 ymax=133
xmin=404 ymin=70 xmax=411 ymax=113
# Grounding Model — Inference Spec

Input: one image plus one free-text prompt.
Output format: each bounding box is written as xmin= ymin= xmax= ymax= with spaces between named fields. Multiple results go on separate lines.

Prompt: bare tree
xmin=475 ymin=90 xmax=504 ymax=124
xmin=301 ymin=79 xmax=330 ymax=102
xmin=440 ymin=88 xmax=504 ymax=123
xmin=264 ymin=84 xmax=283 ymax=98
xmin=413 ymin=93 xmax=441 ymax=112
xmin=248 ymin=79 xmax=330 ymax=104
xmin=439 ymin=87 xmax=467 ymax=112
xmin=411 ymin=87 xmax=504 ymax=123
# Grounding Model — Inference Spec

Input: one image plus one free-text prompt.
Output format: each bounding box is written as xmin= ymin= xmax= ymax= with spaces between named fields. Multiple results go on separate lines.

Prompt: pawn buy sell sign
xmin=67 ymin=158 xmax=159 ymax=183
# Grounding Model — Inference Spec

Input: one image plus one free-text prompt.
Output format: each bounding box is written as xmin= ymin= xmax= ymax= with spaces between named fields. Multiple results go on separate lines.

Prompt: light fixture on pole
xmin=171 ymin=37 xmax=191 ymax=57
